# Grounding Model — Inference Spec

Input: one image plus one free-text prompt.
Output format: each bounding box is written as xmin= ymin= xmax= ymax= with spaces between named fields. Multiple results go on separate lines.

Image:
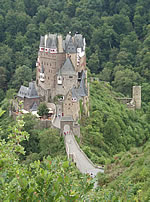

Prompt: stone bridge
xmin=64 ymin=131 xmax=104 ymax=177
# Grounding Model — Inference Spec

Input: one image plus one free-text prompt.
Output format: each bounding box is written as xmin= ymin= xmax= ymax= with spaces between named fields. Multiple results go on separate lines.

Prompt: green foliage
xmin=0 ymin=89 xmax=5 ymax=103
xmin=80 ymin=82 xmax=149 ymax=163
xmin=37 ymin=102 xmax=49 ymax=117
xmin=10 ymin=65 xmax=32 ymax=89
xmin=39 ymin=128 xmax=65 ymax=158
xmin=0 ymin=0 xmax=149 ymax=97
xmin=0 ymin=109 xmax=96 ymax=201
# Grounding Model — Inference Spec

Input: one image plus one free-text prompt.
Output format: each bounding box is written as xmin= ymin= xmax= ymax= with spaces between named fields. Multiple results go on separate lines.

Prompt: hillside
xmin=80 ymin=81 xmax=150 ymax=164
xmin=96 ymin=141 xmax=150 ymax=201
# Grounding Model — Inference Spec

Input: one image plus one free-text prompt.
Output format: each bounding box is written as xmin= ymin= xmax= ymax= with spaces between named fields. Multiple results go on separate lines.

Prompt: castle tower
xmin=36 ymin=32 xmax=87 ymax=101
xmin=133 ymin=86 xmax=141 ymax=109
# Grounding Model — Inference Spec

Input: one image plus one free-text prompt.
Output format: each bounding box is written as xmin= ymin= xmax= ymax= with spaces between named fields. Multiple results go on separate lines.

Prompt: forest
xmin=0 ymin=0 xmax=150 ymax=200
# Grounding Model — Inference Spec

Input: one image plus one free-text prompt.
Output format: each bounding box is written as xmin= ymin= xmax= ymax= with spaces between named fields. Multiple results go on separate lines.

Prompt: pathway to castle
xmin=52 ymin=107 xmax=104 ymax=180
xmin=64 ymin=131 xmax=104 ymax=176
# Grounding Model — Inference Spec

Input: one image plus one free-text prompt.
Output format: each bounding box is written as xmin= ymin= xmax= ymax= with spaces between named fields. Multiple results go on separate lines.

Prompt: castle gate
xmin=64 ymin=124 xmax=70 ymax=134
xmin=60 ymin=116 xmax=74 ymax=134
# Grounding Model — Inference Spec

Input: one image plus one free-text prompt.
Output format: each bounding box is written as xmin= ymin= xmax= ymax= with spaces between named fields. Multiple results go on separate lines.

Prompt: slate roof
xmin=66 ymin=37 xmax=76 ymax=53
xmin=71 ymin=71 xmax=88 ymax=100
xmin=40 ymin=34 xmax=57 ymax=49
xmin=30 ymin=102 xmax=38 ymax=111
xmin=40 ymin=33 xmax=84 ymax=52
xmin=17 ymin=82 xmax=39 ymax=99
xmin=60 ymin=57 xmax=76 ymax=75
xmin=63 ymin=34 xmax=76 ymax=53
xmin=74 ymin=34 xmax=84 ymax=49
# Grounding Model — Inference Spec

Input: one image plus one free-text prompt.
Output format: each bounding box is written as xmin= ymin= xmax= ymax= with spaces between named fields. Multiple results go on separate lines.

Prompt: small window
xmin=69 ymin=76 xmax=73 ymax=78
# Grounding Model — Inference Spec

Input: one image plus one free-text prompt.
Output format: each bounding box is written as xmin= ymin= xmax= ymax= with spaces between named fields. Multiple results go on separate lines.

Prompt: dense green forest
xmin=0 ymin=0 xmax=150 ymax=98
xmin=1 ymin=0 xmax=150 ymax=200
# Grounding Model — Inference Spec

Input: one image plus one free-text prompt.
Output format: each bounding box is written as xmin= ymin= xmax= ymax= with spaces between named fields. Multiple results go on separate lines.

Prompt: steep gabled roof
xmin=74 ymin=34 xmax=84 ymax=49
xmin=17 ymin=82 xmax=39 ymax=99
xmin=71 ymin=71 xmax=88 ymax=100
xmin=63 ymin=34 xmax=76 ymax=53
xmin=30 ymin=102 xmax=38 ymax=111
xmin=60 ymin=57 xmax=76 ymax=75
xmin=65 ymin=37 xmax=76 ymax=53
xmin=45 ymin=34 xmax=57 ymax=49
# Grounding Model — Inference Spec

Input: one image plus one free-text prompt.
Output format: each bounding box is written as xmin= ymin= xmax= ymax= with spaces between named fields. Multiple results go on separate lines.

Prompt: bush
xmin=37 ymin=103 xmax=49 ymax=117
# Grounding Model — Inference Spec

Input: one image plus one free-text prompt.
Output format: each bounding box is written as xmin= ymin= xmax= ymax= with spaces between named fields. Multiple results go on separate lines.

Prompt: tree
xmin=21 ymin=113 xmax=39 ymax=157
xmin=6 ymin=89 xmax=16 ymax=100
xmin=88 ymin=51 xmax=100 ymax=73
xmin=0 ymin=67 xmax=7 ymax=90
xmin=0 ymin=89 xmax=4 ymax=102
xmin=112 ymin=68 xmax=142 ymax=96
xmin=37 ymin=103 xmax=49 ymax=117
xmin=39 ymin=128 xmax=65 ymax=158
xmin=11 ymin=65 xmax=32 ymax=90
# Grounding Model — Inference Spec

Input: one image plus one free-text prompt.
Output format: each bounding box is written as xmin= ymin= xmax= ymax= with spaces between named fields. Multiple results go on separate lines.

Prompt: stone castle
xmin=16 ymin=33 xmax=89 ymax=122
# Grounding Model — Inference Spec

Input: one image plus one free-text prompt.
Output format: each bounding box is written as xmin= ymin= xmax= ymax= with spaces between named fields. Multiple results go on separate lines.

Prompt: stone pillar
xmin=133 ymin=86 xmax=141 ymax=109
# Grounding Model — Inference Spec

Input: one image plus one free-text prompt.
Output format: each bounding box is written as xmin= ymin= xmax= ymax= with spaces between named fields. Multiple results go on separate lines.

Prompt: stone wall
xmin=73 ymin=123 xmax=80 ymax=138
xmin=133 ymin=86 xmax=141 ymax=109
xmin=53 ymin=74 xmax=78 ymax=98
xmin=115 ymin=98 xmax=132 ymax=104
xmin=63 ymin=91 xmax=80 ymax=121
xmin=37 ymin=119 xmax=53 ymax=129
xmin=17 ymin=97 xmax=40 ymax=111
xmin=36 ymin=52 xmax=66 ymax=90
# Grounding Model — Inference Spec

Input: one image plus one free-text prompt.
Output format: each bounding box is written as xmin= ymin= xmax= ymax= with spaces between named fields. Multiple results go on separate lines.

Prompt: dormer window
xmin=40 ymin=47 xmax=44 ymax=52
xmin=57 ymin=76 xmax=62 ymax=85
xmin=40 ymin=73 xmax=45 ymax=82
xmin=72 ymin=98 xmax=77 ymax=102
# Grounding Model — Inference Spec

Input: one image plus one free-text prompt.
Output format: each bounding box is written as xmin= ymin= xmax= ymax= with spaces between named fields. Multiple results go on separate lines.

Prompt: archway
xmin=63 ymin=124 xmax=70 ymax=135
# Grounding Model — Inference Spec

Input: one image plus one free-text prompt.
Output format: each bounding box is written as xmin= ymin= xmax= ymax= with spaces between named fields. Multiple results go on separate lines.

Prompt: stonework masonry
xmin=36 ymin=33 xmax=89 ymax=122
xmin=133 ymin=86 xmax=141 ymax=109
xmin=16 ymin=33 xmax=89 ymax=131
